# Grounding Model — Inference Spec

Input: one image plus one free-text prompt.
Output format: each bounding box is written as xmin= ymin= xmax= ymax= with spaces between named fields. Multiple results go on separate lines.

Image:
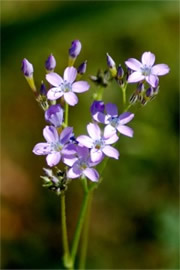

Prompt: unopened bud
xmin=40 ymin=81 xmax=47 ymax=96
xmin=106 ymin=53 xmax=117 ymax=77
xmin=21 ymin=58 xmax=34 ymax=77
xmin=117 ymin=65 xmax=124 ymax=79
xmin=153 ymin=85 xmax=159 ymax=95
xmin=45 ymin=54 xmax=56 ymax=72
xmin=137 ymin=82 xmax=144 ymax=93
xmin=146 ymin=87 xmax=153 ymax=98
xmin=90 ymin=100 xmax=105 ymax=115
xmin=77 ymin=61 xmax=87 ymax=75
xmin=21 ymin=58 xmax=36 ymax=92
xmin=129 ymin=93 xmax=138 ymax=104
xmin=68 ymin=40 xmax=82 ymax=66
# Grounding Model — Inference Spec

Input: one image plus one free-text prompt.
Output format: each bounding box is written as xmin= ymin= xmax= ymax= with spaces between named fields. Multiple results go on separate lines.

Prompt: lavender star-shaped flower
xmin=125 ymin=51 xmax=170 ymax=87
xmin=67 ymin=146 xmax=99 ymax=182
xmin=77 ymin=123 xmax=119 ymax=163
xmin=33 ymin=126 xmax=75 ymax=167
xmin=92 ymin=103 xmax=134 ymax=138
xmin=46 ymin=67 xmax=90 ymax=106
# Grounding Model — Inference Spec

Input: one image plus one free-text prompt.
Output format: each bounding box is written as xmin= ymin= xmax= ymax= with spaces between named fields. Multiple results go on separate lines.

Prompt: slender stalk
xmin=78 ymin=191 xmax=93 ymax=269
xmin=61 ymin=102 xmax=71 ymax=268
xmin=121 ymin=83 xmax=127 ymax=108
xmin=70 ymin=190 xmax=92 ymax=267
xmin=65 ymin=102 xmax=69 ymax=126
xmin=61 ymin=193 xmax=71 ymax=266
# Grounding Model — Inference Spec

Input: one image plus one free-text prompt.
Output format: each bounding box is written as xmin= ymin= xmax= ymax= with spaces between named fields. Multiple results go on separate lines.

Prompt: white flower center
xmin=94 ymin=139 xmax=104 ymax=150
xmin=141 ymin=65 xmax=151 ymax=76
xmin=51 ymin=142 xmax=63 ymax=152
xmin=60 ymin=81 xmax=72 ymax=92
xmin=109 ymin=116 xmax=119 ymax=128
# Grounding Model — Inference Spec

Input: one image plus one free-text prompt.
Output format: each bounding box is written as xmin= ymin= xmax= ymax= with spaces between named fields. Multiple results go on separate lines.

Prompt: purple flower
xmin=69 ymin=40 xmax=82 ymax=58
xmin=46 ymin=67 xmax=90 ymax=106
xmin=77 ymin=61 xmax=87 ymax=75
xmin=92 ymin=103 xmax=134 ymax=138
xmin=77 ymin=123 xmax=119 ymax=162
xmin=21 ymin=58 xmax=34 ymax=77
xmin=45 ymin=104 xmax=64 ymax=127
xmin=67 ymin=146 xmax=99 ymax=182
xmin=125 ymin=51 xmax=170 ymax=87
xmin=33 ymin=126 xmax=75 ymax=167
xmin=45 ymin=54 xmax=56 ymax=71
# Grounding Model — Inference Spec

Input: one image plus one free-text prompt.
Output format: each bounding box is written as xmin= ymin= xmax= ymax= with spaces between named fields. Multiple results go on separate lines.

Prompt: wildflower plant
xmin=21 ymin=40 xmax=169 ymax=269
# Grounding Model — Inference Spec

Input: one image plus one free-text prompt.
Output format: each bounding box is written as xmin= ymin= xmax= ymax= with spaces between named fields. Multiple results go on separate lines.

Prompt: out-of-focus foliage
xmin=1 ymin=1 xmax=179 ymax=269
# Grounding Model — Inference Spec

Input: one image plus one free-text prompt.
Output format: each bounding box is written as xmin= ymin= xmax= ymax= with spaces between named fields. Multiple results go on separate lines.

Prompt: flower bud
xmin=45 ymin=54 xmax=56 ymax=72
xmin=90 ymin=100 xmax=105 ymax=115
xmin=129 ymin=93 xmax=138 ymax=104
xmin=153 ymin=85 xmax=159 ymax=95
xmin=21 ymin=58 xmax=34 ymax=77
xmin=45 ymin=104 xmax=63 ymax=127
xmin=40 ymin=81 xmax=47 ymax=96
xmin=77 ymin=60 xmax=87 ymax=75
xmin=106 ymin=53 xmax=117 ymax=77
xmin=21 ymin=58 xmax=36 ymax=92
xmin=137 ymin=82 xmax=144 ymax=93
xmin=68 ymin=40 xmax=82 ymax=66
xmin=146 ymin=87 xmax=153 ymax=98
xmin=117 ymin=64 xmax=124 ymax=79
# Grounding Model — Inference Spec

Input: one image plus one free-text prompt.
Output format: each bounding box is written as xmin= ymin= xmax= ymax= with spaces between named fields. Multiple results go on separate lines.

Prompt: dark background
xmin=1 ymin=1 xmax=179 ymax=269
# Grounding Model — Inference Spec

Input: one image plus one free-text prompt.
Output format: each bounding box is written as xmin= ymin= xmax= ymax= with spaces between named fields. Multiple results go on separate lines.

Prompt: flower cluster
xmin=21 ymin=40 xmax=170 ymax=194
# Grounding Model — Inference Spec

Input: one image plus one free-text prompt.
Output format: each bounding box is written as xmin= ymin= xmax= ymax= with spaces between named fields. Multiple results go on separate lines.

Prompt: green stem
xmin=121 ymin=83 xmax=127 ymax=108
xmin=61 ymin=102 xmax=71 ymax=268
xmin=61 ymin=193 xmax=71 ymax=267
xmin=65 ymin=102 xmax=69 ymax=126
xmin=78 ymin=191 xmax=93 ymax=269
xmin=70 ymin=190 xmax=92 ymax=267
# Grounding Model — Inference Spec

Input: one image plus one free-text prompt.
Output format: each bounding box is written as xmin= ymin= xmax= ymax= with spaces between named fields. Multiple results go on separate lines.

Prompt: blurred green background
xmin=1 ymin=1 xmax=179 ymax=269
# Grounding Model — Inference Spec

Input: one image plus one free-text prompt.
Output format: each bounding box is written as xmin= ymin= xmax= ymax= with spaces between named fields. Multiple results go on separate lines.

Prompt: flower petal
xmin=103 ymin=124 xmax=116 ymax=139
xmin=119 ymin=112 xmax=134 ymax=125
xmin=62 ymin=155 xmax=77 ymax=166
xmin=77 ymin=135 xmax=93 ymax=148
xmin=33 ymin=143 xmax=51 ymax=155
xmin=125 ymin=58 xmax=142 ymax=71
xmin=83 ymin=168 xmax=99 ymax=182
xmin=87 ymin=123 xmax=101 ymax=140
xmin=93 ymin=112 xmax=108 ymax=124
xmin=60 ymin=127 xmax=73 ymax=145
xmin=102 ymin=145 xmax=119 ymax=159
xmin=128 ymin=72 xmax=145 ymax=83
xmin=104 ymin=132 xmax=119 ymax=144
xmin=64 ymin=92 xmax=78 ymax=106
xmin=67 ymin=163 xmax=82 ymax=179
xmin=72 ymin=81 xmax=90 ymax=93
xmin=62 ymin=143 xmax=77 ymax=156
xmin=43 ymin=126 xmax=59 ymax=143
xmin=151 ymin=64 xmax=170 ymax=76
xmin=46 ymin=72 xmax=63 ymax=86
xmin=76 ymin=145 xmax=89 ymax=159
xmin=47 ymin=88 xmax=63 ymax=100
xmin=141 ymin=52 xmax=155 ymax=66
xmin=46 ymin=152 xmax=61 ymax=167
xmin=146 ymin=74 xmax=159 ymax=88
xmin=90 ymin=149 xmax=104 ymax=163
xmin=105 ymin=103 xmax=118 ymax=116
xmin=63 ymin=67 xmax=77 ymax=83
xmin=117 ymin=125 xmax=134 ymax=137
